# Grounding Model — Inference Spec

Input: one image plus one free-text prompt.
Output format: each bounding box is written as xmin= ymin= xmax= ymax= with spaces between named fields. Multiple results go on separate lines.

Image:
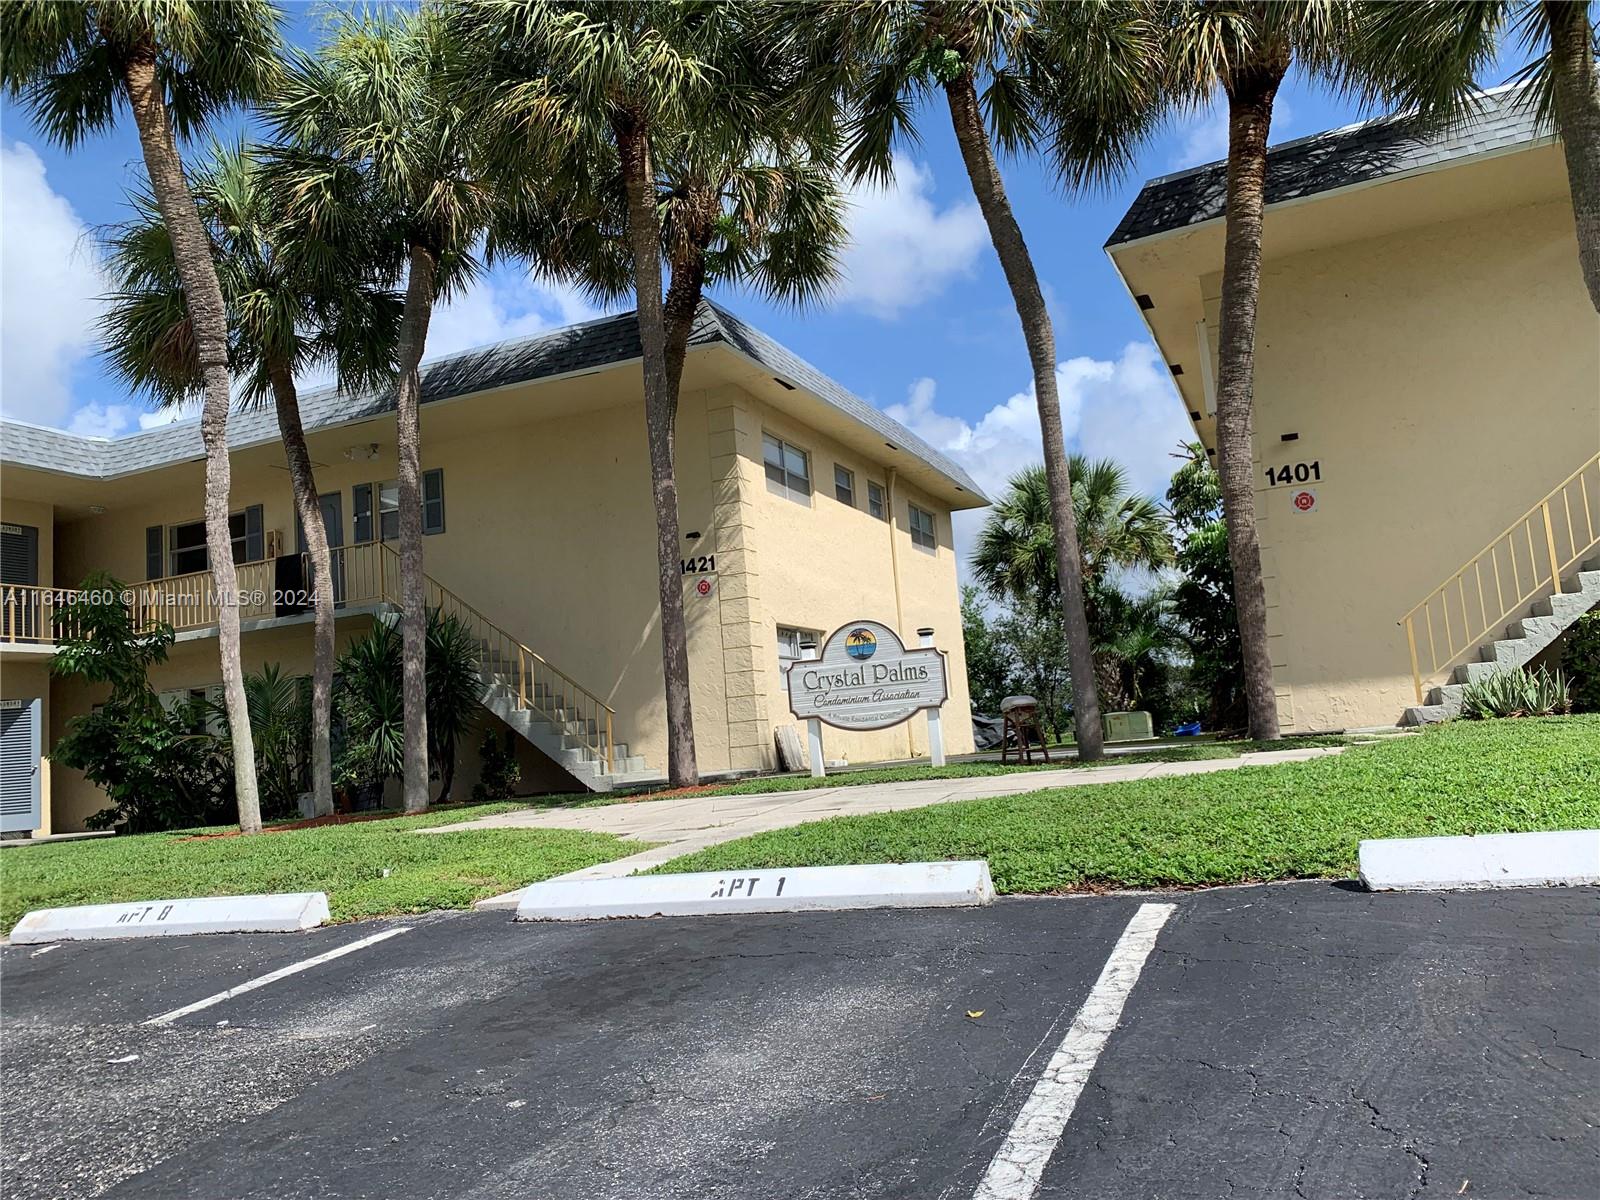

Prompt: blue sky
xmin=0 ymin=5 xmax=1514 ymax=565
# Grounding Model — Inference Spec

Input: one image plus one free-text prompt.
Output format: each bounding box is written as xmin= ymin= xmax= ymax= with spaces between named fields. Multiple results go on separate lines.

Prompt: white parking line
xmin=141 ymin=926 xmax=412 ymax=1027
xmin=972 ymin=902 xmax=1177 ymax=1200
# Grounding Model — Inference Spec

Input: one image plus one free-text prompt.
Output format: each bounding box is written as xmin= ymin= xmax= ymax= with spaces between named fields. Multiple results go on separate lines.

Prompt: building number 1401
xmin=1265 ymin=460 xmax=1321 ymax=487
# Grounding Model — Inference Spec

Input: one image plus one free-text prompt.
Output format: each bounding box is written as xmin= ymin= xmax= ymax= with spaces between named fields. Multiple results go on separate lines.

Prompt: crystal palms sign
xmin=786 ymin=620 xmax=949 ymax=775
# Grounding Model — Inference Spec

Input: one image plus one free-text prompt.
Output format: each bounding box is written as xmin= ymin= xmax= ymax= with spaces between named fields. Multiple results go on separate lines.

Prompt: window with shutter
xmin=0 ymin=524 xmax=38 ymax=585
xmin=423 ymin=469 xmax=445 ymax=534
xmin=353 ymin=483 xmax=373 ymax=544
xmin=146 ymin=526 xmax=164 ymax=580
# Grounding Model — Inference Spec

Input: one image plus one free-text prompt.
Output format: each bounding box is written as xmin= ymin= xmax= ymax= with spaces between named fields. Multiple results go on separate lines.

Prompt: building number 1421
xmin=1265 ymin=460 xmax=1321 ymax=487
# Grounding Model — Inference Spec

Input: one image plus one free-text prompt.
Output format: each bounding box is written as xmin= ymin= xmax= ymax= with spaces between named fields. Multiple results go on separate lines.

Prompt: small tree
xmin=50 ymin=574 xmax=231 ymax=832
xmin=1167 ymin=442 xmax=1245 ymax=731
xmin=426 ymin=608 xmax=482 ymax=804
xmin=992 ymin=601 xmax=1073 ymax=742
xmin=960 ymin=585 xmax=1012 ymax=714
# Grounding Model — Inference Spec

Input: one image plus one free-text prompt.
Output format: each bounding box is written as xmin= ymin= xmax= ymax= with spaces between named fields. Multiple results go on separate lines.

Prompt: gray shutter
xmin=423 ymin=469 xmax=445 ymax=534
xmin=0 ymin=698 xmax=41 ymax=834
xmin=244 ymin=505 xmax=264 ymax=562
xmin=353 ymin=483 xmax=373 ymax=544
xmin=146 ymin=525 xmax=164 ymax=580
xmin=0 ymin=524 xmax=38 ymax=585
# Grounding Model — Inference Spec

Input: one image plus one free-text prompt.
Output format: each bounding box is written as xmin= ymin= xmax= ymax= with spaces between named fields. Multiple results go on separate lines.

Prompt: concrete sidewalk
xmin=420 ymin=745 xmax=1346 ymax=905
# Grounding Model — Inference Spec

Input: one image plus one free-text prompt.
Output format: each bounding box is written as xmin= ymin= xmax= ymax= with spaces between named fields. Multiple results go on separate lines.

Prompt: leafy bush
xmin=334 ymin=620 xmax=405 ymax=809
xmin=50 ymin=574 xmax=234 ymax=833
xmin=1459 ymin=666 xmax=1572 ymax=720
xmin=211 ymin=664 xmax=311 ymax=821
xmin=472 ymin=730 xmax=523 ymax=801
xmin=1561 ymin=611 xmax=1600 ymax=713
xmin=334 ymin=611 xmax=482 ymax=807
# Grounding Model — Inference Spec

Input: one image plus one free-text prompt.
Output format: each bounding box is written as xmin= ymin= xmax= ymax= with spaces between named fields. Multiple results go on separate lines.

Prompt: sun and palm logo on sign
xmin=845 ymin=628 xmax=877 ymax=661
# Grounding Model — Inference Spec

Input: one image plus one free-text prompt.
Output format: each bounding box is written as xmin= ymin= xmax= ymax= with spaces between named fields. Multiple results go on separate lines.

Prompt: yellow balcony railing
xmin=1399 ymin=450 xmax=1600 ymax=704
xmin=1 ymin=584 xmax=80 ymax=645
xmin=33 ymin=541 xmax=617 ymax=774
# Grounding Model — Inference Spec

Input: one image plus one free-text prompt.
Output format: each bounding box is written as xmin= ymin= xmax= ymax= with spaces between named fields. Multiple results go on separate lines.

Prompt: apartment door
xmin=297 ymin=493 xmax=346 ymax=606
xmin=0 ymin=697 xmax=42 ymax=834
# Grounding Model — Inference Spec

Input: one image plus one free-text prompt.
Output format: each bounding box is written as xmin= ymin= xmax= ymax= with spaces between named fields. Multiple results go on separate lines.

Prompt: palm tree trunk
xmin=616 ymin=114 xmax=698 ymax=788
xmin=268 ymin=360 xmax=334 ymax=817
xmin=121 ymin=46 xmax=262 ymax=832
xmin=944 ymin=72 xmax=1104 ymax=762
xmin=396 ymin=242 xmax=437 ymax=813
xmin=1546 ymin=0 xmax=1600 ymax=313
xmin=1216 ymin=60 xmax=1288 ymax=742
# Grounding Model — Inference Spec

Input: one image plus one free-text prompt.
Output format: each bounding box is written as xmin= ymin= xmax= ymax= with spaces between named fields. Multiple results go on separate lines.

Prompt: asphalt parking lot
xmin=2 ymin=882 xmax=1595 ymax=1200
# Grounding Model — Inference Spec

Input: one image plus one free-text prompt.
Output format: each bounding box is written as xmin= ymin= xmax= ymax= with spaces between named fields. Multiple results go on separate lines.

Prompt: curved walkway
xmin=426 ymin=745 xmax=1347 ymax=905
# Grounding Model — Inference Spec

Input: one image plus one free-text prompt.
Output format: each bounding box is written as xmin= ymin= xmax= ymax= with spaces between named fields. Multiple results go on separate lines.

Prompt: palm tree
xmin=793 ymin=0 xmax=1169 ymax=762
xmin=2 ymin=0 xmax=282 ymax=832
xmin=1091 ymin=583 xmax=1185 ymax=715
xmin=972 ymin=458 xmax=1174 ymax=612
xmin=267 ymin=7 xmax=499 ymax=812
xmin=1354 ymin=1 xmax=1600 ymax=313
xmin=452 ymin=1 xmax=750 ymax=788
xmin=97 ymin=145 xmax=401 ymax=819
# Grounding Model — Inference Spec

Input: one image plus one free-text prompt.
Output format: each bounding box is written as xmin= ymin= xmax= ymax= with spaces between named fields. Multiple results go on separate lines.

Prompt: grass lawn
xmin=652 ymin=717 xmax=1600 ymax=892
xmin=1 ymin=803 xmax=644 ymax=933
xmin=566 ymin=735 xmax=1352 ymax=808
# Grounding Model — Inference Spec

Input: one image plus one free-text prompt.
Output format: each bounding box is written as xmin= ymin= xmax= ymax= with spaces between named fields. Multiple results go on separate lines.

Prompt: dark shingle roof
xmin=1108 ymin=84 xmax=1546 ymax=247
xmin=0 ymin=302 xmax=987 ymax=502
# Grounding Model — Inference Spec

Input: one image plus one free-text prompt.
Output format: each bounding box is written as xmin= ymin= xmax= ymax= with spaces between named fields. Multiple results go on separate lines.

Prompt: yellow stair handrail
xmin=1398 ymin=450 xmax=1600 ymax=704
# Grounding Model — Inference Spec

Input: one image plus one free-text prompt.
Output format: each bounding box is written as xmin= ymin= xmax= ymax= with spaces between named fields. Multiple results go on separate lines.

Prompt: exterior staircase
xmin=475 ymin=641 xmax=654 ymax=790
xmin=1402 ymin=555 xmax=1600 ymax=724
xmin=360 ymin=542 xmax=654 ymax=791
xmin=1399 ymin=453 xmax=1600 ymax=726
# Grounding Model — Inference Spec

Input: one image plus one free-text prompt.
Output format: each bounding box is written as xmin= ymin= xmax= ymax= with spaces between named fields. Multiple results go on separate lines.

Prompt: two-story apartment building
xmin=0 ymin=302 xmax=984 ymax=836
xmin=1108 ymin=84 xmax=1600 ymax=732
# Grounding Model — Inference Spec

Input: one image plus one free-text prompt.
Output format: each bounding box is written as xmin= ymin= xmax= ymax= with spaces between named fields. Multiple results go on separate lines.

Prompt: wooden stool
xmin=1000 ymin=699 xmax=1052 ymax=764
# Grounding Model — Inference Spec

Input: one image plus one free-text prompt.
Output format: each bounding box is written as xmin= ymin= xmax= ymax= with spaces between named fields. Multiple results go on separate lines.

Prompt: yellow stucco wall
xmin=1220 ymin=195 xmax=1599 ymax=729
xmin=737 ymin=391 xmax=976 ymax=764
xmin=6 ymin=354 xmax=975 ymax=828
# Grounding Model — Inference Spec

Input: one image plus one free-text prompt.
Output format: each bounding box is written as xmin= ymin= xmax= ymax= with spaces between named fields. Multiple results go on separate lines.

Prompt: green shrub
xmin=1561 ymin=611 xmax=1600 ymax=713
xmin=50 ymin=574 xmax=234 ymax=833
xmin=1459 ymin=666 xmax=1572 ymax=720
xmin=472 ymin=731 xmax=522 ymax=801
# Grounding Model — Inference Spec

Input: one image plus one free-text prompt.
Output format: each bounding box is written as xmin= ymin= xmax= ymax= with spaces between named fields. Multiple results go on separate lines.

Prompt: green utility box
xmin=1102 ymin=711 xmax=1155 ymax=742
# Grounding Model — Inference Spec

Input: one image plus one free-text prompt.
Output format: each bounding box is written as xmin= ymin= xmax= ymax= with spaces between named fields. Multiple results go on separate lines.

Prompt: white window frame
xmin=776 ymin=625 xmax=821 ymax=673
xmin=833 ymin=464 xmax=855 ymax=507
xmin=867 ymin=480 xmax=887 ymax=521
xmin=763 ymin=433 xmax=812 ymax=504
xmin=909 ymin=503 xmax=937 ymax=552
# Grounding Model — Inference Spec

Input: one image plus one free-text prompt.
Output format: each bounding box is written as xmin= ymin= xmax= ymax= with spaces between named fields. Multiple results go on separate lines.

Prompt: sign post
xmin=801 ymin=645 xmax=826 ymax=778
xmin=918 ymin=627 xmax=946 ymax=767
xmin=787 ymin=620 xmax=949 ymax=774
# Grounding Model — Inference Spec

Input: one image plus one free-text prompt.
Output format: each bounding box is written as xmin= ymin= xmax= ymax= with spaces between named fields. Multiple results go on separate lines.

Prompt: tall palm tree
xmin=1354 ymin=1 xmax=1600 ymax=313
xmin=267 ymin=7 xmax=498 ymax=812
xmin=453 ymin=0 xmax=747 ymax=789
xmin=97 ymin=145 xmax=401 ymax=818
xmin=793 ymin=0 xmax=1168 ymax=761
xmin=972 ymin=458 xmax=1175 ymax=614
xmin=1 ymin=0 xmax=282 ymax=832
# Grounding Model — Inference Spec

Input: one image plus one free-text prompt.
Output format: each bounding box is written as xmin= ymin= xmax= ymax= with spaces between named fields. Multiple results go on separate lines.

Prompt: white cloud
xmin=0 ymin=141 xmax=106 ymax=426
xmin=832 ymin=156 xmax=988 ymax=318
xmin=885 ymin=341 xmax=1193 ymax=574
xmin=424 ymin=271 xmax=609 ymax=361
